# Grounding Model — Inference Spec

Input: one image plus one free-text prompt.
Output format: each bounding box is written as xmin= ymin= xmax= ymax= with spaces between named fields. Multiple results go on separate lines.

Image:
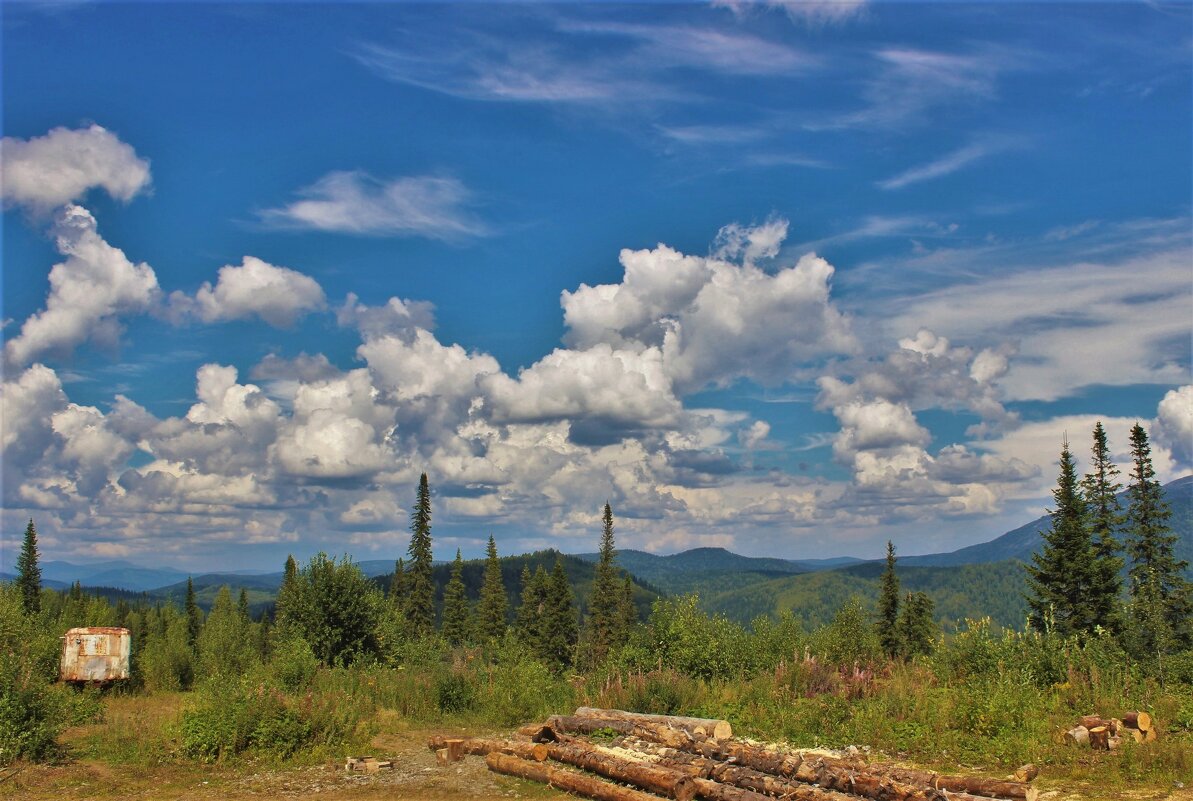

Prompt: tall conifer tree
xmin=543 ymin=557 xmax=578 ymax=669
xmin=585 ymin=503 xmax=621 ymax=663
xmin=184 ymin=577 xmax=203 ymax=647
xmin=275 ymin=554 xmax=300 ymax=626
xmin=1125 ymin=423 xmax=1192 ymax=650
xmin=406 ymin=472 xmax=436 ymax=637
xmin=897 ymin=591 xmax=936 ymax=657
xmin=1080 ymin=422 xmax=1125 ymax=632
xmin=441 ymin=549 xmax=470 ymax=645
xmin=388 ymin=558 xmax=407 ymax=609
xmin=476 ymin=535 xmax=508 ymax=641
xmin=1025 ymin=438 xmax=1098 ymax=636
xmin=877 ymin=540 xmax=901 ymax=658
xmin=517 ymin=565 xmax=550 ymax=660
xmin=616 ymin=575 xmax=637 ymax=642
xmin=16 ymin=518 xmax=41 ymax=615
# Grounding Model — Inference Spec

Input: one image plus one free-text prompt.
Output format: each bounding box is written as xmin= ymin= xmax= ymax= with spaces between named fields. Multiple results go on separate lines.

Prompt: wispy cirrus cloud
xmin=353 ymin=14 xmax=813 ymax=107
xmin=817 ymin=46 xmax=1019 ymax=131
xmin=878 ymin=136 xmax=1022 ymax=190
xmin=258 ymin=171 xmax=489 ymax=240
xmin=715 ymin=0 xmax=868 ymax=27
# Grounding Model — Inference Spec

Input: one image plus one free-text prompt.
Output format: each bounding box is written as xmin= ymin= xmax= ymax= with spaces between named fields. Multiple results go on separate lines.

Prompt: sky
xmin=1 ymin=0 xmax=1191 ymax=573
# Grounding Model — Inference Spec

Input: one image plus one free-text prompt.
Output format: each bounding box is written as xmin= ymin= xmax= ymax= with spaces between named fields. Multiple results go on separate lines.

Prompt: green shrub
xmin=0 ymin=585 xmax=72 ymax=764
xmin=269 ymin=634 xmax=318 ymax=692
xmin=435 ymin=671 xmax=477 ymax=714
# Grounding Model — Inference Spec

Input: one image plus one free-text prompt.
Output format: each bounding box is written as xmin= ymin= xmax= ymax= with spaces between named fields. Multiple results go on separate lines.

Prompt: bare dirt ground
xmin=1 ymin=727 xmax=570 ymax=801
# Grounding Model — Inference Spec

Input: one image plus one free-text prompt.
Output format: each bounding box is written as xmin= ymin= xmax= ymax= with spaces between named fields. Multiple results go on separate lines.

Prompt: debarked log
xmin=485 ymin=752 xmax=669 ymax=801
xmin=427 ymin=735 xmax=548 ymax=762
xmin=545 ymin=740 xmax=699 ymax=801
xmin=543 ymin=715 xmax=694 ymax=749
xmin=575 ymin=707 xmax=734 ymax=741
xmin=657 ymin=735 xmax=1033 ymax=801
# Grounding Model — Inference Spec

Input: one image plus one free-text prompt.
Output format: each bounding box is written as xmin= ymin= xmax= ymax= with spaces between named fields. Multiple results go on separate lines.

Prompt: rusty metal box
xmin=60 ymin=627 xmax=131 ymax=684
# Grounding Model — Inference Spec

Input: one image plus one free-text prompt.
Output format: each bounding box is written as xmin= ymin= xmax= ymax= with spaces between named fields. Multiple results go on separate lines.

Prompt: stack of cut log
xmin=430 ymin=707 xmax=1041 ymax=801
xmin=1063 ymin=711 xmax=1156 ymax=750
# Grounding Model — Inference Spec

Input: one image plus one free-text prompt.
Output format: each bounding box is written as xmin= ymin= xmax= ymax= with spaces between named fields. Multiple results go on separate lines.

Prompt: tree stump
xmin=1064 ymin=725 xmax=1090 ymax=746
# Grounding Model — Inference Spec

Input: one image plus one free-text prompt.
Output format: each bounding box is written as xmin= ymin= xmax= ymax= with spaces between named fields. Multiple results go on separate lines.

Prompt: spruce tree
xmin=876 ymin=540 xmax=901 ymax=658
xmin=897 ymin=591 xmax=936 ymax=657
xmin=1125 ymin=423 xmax=1192 ymax=650
xmin=476 ymin=535 xmax=508 ymax=641
xmin=543 ymin=557 xmax=578 ymax=669
xmin=586 ymin=503 xmax=621 ymax=664
xmin=441 ymin=549 xmax=470 ymax=645
xmin=184 ymin=577 xmax=202 ymax=647
xmin=1080 ymin=422 xmax=1125 ymax=633
xmin=1025 ymin=438 xmax=1098 ymax=636
xmin=516 ymin=564 xmax=549 ymax=659
xmin=406 ymin=472 xmax=436 ymax=637
xmin=237 ymin=588 xmax=250 ymax=620
xmin=275 ymin=554 xmax=300 ymax=626
xmin=16 ymin=518 xmax=41 ymax=615
xmin=388 ymin=558 xmax=407 ymax=609
xmin=616 ymin=575 xmax=638 ymax=641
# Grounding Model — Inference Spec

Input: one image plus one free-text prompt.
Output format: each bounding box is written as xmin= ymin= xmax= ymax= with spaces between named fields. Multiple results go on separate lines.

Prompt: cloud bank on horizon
xmin=1 ymin=2 xmax=1189 ymax=570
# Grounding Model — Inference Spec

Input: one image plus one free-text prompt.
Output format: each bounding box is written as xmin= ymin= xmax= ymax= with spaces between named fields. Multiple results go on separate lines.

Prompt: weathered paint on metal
xmin=60 ymin=627 xmax=131 ymax=683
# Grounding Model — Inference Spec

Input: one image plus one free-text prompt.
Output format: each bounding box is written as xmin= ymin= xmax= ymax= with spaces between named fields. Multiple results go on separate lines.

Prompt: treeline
xmin=270 ymin=475 xmax=639 ymax=670
xmin=1025 ymin=422 xmax=1192 ymax=677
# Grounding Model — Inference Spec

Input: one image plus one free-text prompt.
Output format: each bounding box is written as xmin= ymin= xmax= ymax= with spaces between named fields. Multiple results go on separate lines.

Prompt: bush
xmin=269 ymin=634 xmax=319 ymax=692
xmin=0 ymin=585 xmax=73 ymax=764
xmin=435 ymin=671 xmax=477 ymax=714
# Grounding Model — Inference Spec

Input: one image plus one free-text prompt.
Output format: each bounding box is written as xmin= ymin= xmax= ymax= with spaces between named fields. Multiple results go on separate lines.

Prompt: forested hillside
xmin=701 ymin=560 xmax=1029 ymax=630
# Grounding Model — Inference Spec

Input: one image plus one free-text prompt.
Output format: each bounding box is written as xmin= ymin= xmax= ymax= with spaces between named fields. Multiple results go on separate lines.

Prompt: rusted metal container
xmin=60 ymin=627 xmax=131 ymax=684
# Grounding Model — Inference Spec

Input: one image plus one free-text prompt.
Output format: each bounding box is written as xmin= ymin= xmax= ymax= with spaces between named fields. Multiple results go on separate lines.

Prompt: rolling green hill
xmin=378 ymin=549 xmax=660 ymax=623
xmin=700 ymin=560 xmax=1030 ymax=631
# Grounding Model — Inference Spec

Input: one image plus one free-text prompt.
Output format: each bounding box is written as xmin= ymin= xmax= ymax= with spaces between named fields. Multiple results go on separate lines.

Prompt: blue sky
xmin=2 ymin=1 xmax=1190 ymax=572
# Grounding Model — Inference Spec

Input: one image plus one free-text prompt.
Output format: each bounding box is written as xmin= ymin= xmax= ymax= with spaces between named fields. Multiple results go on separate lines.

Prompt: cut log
xmin=446 ymin=738 xmax=466 ymax=762
xmin=1012 ymin=764 xmax=1039 ymax=783
xmin=1064 ymin=725 xmax=1090 ymax=746
xmin=1122 ymin=711 xmax=1152 ymax=732
xmin=1109 ymin=718 xmax=1123 ymax=736
xmin=620 ymin=737 xmax=950 ymax=801
xmin=710 ymin=761 xmax=884 ymax=801
xmin=1130 ymin=728 xmax=1146 ymax=744
xmin=545 ymin=740 xmax=698 ymax=800
xmin=435 ymin=748 xmax=450 ymax=767
xmin=690 ymin=777 xmax=773 ymax=801
xmin=427 ymin=735 xmax=548 ymax=762
xmin=1145 ymin=728 xmax=1157 ymax=743
xmin=545 ymin=715 xmax=693 ymax=749
xmin=642 ymin=736 xmax=1032 ymax=800
xmin=575 ymin=707 xmax=734 ymax=741
xmin=1107 ymin=736 xmax=1121 ymax=751
xmin=1088 ymin=726 xmax=1110 ymax=750
xmin=485 ymin=752 xmax=665 ymax=801
xmin=1079 ymin=715 xmax=1107 ymax=730
xmin=630 ymin=743 xmax=862 ymax=801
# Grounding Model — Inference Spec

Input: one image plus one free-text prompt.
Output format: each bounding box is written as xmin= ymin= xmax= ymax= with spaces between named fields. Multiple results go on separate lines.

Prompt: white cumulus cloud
xmin=1155 ymin=385 xmax=1193 ymax=468
xmin=4 ymin=205 xmax=160 ymax=367
xmin=169 ymin=256 xmax=327 ymax=328
xmin=562 ymin=221 xmax=857 ymax=393
xmin=1 ymin=124 xmax=151 ymax=213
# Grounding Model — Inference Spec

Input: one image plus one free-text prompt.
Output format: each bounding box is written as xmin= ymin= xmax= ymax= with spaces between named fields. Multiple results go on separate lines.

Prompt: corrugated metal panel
xmin=60 ymin=627 xmax=131 ymax=683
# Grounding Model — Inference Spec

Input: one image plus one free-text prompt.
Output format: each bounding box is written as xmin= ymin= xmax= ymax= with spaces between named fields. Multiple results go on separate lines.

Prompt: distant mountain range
xmin=6 ymin=476 xmax=1188 ymax=627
